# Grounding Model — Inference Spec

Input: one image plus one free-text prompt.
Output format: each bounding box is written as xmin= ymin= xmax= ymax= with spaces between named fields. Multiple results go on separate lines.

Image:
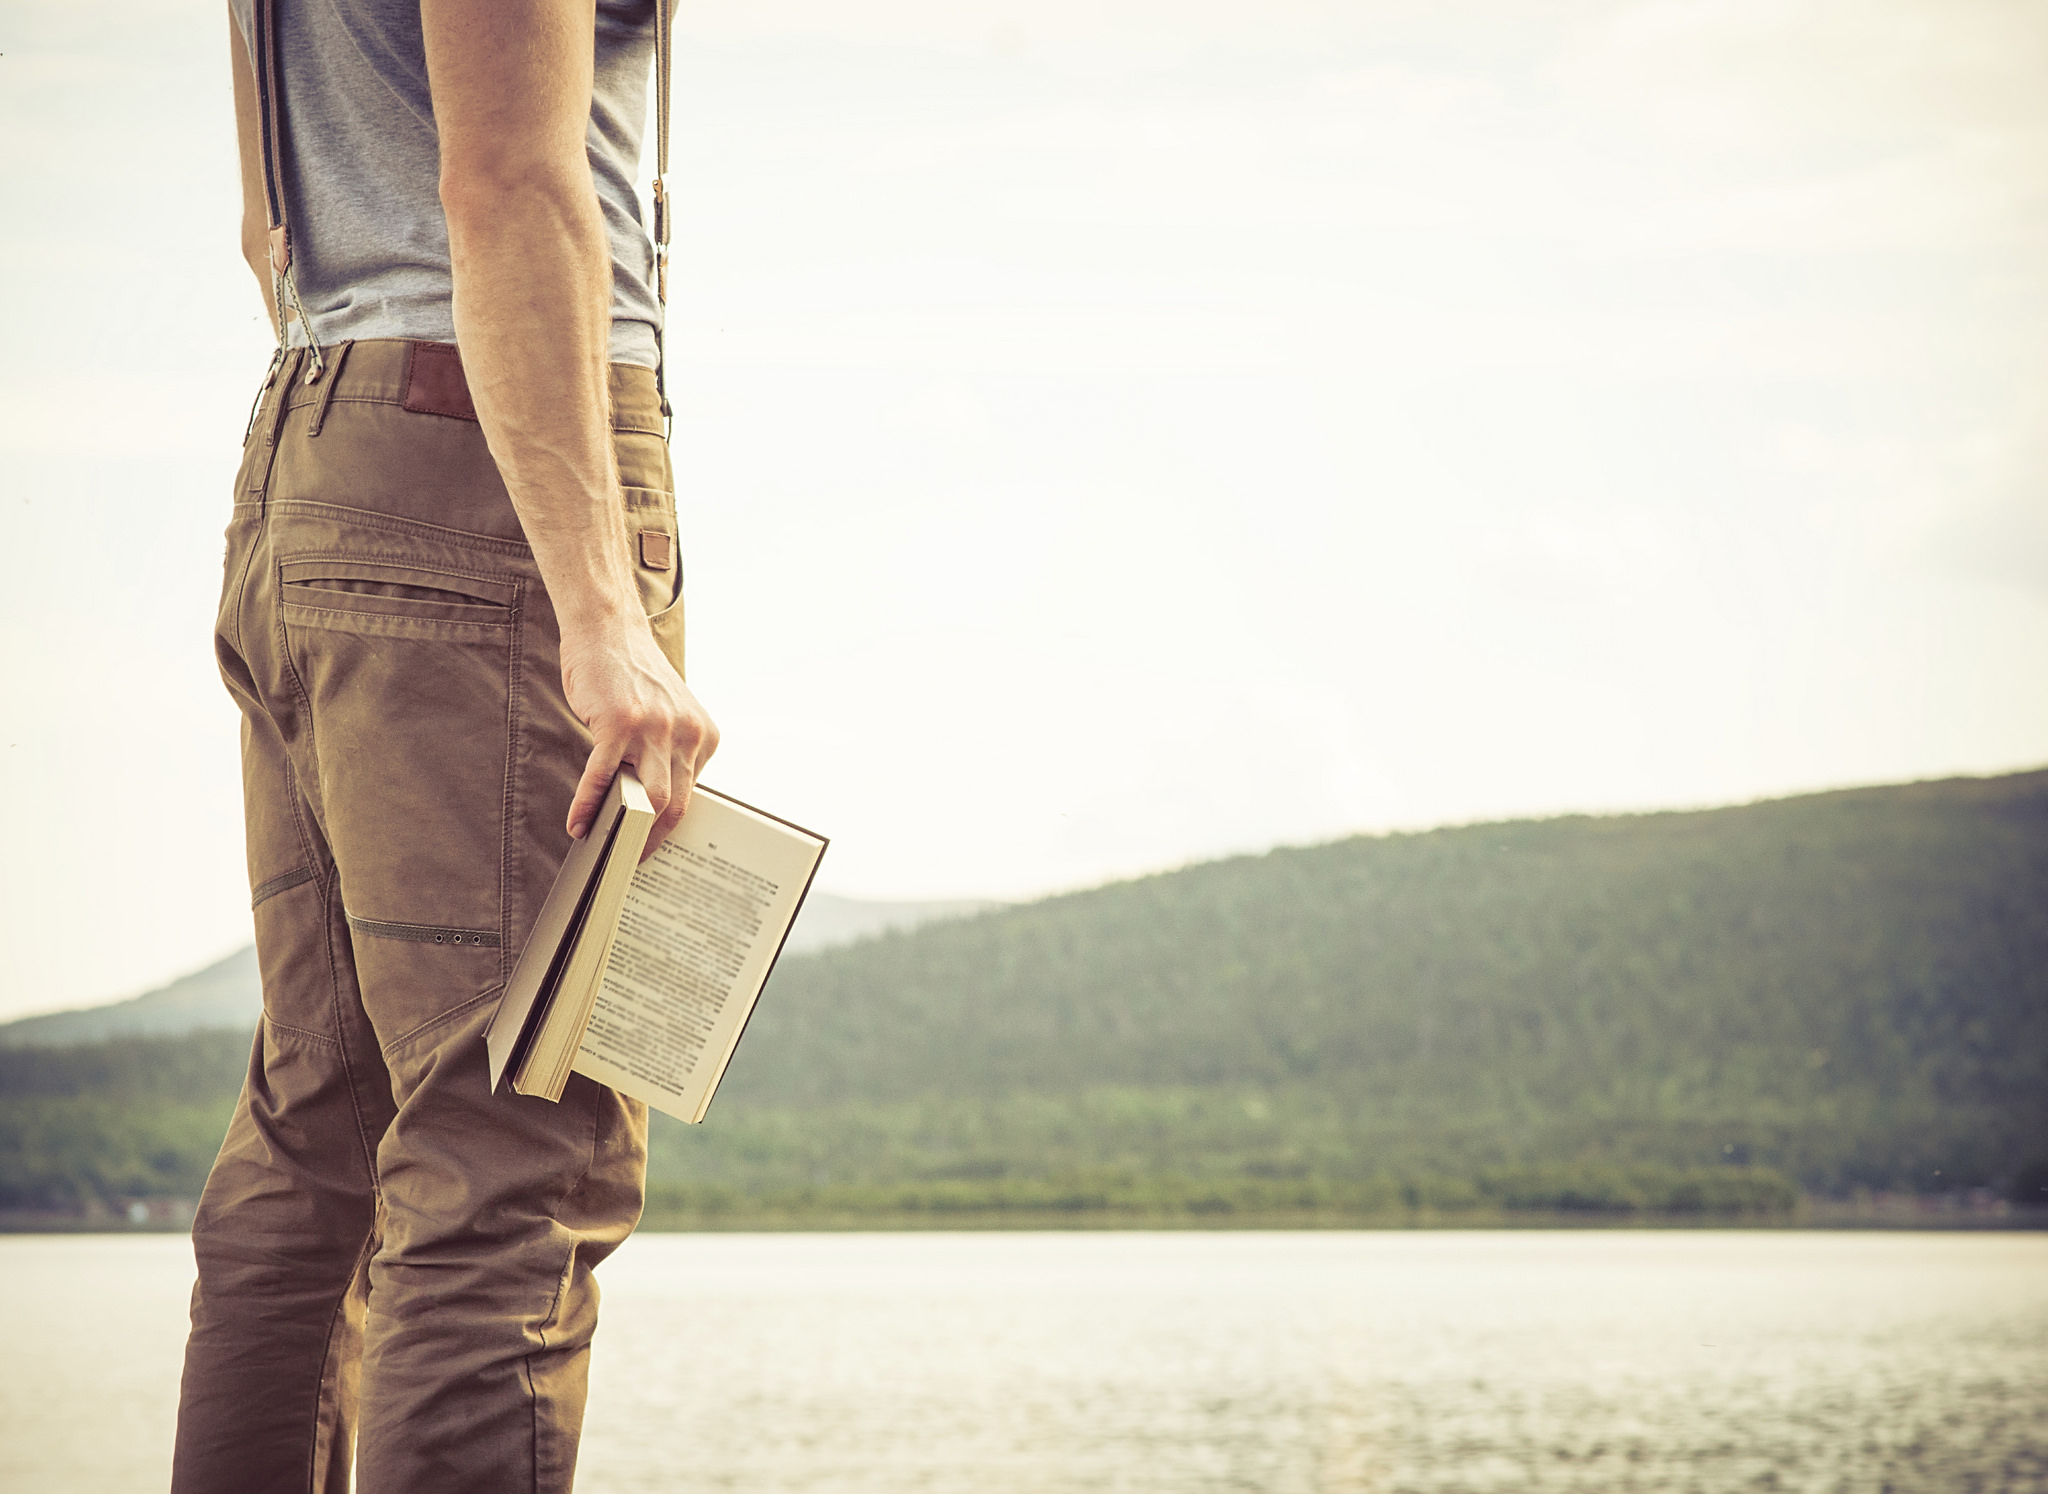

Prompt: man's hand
xmin=561 ymin=613 xmax=719 ymax=856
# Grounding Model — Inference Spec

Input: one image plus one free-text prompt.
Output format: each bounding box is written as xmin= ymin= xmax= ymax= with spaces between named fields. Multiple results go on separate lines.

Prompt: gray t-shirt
xmin=231 ymin=0 xmax=662 ymax=367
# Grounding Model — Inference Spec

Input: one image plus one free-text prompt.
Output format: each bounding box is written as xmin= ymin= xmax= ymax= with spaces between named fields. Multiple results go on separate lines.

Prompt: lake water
xmin=2 ymin=1231 xmax=2043 ymax=1493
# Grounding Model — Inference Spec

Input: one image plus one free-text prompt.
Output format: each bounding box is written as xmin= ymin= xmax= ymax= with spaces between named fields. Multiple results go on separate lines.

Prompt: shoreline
xmin=10 ymin=1204 xmax=2041 ymax=1235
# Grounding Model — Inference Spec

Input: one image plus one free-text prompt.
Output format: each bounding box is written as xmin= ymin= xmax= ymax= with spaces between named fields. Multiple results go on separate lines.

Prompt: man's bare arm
xmin=228 ymin=11 xmax=279 ymax=335
xmin=420 ymin=0 xmax=716 ymax=854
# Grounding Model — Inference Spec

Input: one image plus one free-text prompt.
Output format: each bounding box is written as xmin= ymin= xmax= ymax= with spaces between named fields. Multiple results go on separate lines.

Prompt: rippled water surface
xmin=4 ymin=1231 xmax=2044 ymax=1493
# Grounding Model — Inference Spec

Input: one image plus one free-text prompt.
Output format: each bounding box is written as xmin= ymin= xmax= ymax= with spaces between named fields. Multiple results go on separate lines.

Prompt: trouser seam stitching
xmin=380 ymin=984 xmax=506 ymax=1057
xmin=525 ymin=1229 xmax=583 ymax=1487
xmin=228 ymin=527 xmax=262 ymax=659
xmin=304 ymin=1231 xmax=375 ymax=1494
xmin=344 ymin=911 xmax=502 ymax=947
xmin=226 ymin=397 xmax=283 ymax=648
xmin=320 ymin=860 xmax=383 ymax=1195
xmin=273 ymin=390 xmax=662 ymax=431
xmin=277 ymin=758 xmax=327 ymax=930
xmin=264 ymin=1017 xmax=341 ymax=1050
xmin=265 ymin=500 xmax=537 ymax=558
xmin=521 ymin=1353 xmax=542 ymax=1494
xmin=273 ymin=551 xmax=522 ymax=593
xmin=252 ymin=865 xmax=316 ymax=909
xmin=278 ymin=557 xmax=320 ymax=736
xmin=502 ymin=586 xmax=525 ymax=984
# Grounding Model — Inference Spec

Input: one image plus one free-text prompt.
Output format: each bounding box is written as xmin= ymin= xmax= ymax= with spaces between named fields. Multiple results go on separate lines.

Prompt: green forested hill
xmin=0 ymin=1033 xmax=252 ymax=1212
xmin=6 ymin=771 xmax=2046 ymax=1223
xmin=664 ymin=770 xmax=2048 ymax=1208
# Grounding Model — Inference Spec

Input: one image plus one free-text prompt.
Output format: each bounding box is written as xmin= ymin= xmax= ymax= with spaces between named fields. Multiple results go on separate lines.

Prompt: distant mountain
xmin=781 ymin=894 xmax=999 ymax=956
xmin=6 ymin=771 xmax=2045 ymax=1221
xmin=0 ymin=893 xmax=995 ymax=1049
xmin=0 ymin=947 xmax=263 ymax=1049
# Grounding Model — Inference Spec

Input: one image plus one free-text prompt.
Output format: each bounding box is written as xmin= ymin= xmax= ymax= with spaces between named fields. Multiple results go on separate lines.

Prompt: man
xmin=171 ymin=1 xmax=715 ymax=1489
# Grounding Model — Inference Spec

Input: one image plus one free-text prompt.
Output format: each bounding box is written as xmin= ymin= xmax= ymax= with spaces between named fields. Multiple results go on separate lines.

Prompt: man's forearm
xmin=443 ymin=169 xmax=642 ymax=637
xmin=426 ymin=0 xmax=642 ymax=640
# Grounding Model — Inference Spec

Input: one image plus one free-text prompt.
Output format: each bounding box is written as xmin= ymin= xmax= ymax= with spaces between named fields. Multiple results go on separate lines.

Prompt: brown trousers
xmin=173 ymin=340 xmax=681 ymax=1494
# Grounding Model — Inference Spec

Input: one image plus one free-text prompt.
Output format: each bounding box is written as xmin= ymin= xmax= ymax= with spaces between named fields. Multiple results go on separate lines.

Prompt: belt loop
xmin=307 ymin=340 xmax=352 ymax=437
xmin=265 ymin=349 xmax=302 ymax=447
xmin=242 ymin=346 xmax=288 ymax=446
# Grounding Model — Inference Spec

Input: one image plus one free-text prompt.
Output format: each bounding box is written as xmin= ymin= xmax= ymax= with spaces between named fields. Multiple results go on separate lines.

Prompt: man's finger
xmin=638 ymin=749 xmax=673 ymax=818
xmin=566 ymin=742 xmax=623 ymax=840
xmin=635 ymin=751 xmax=674 ymax=858
xmin=641 ymin=761 xmax=696 ymax=860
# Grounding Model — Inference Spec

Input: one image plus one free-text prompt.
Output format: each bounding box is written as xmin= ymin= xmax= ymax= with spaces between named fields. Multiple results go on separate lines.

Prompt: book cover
xmin=486 ymin=772 xmax=826 ymax=1123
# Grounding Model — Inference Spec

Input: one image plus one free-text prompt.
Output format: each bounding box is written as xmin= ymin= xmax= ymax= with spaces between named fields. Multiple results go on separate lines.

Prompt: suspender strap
xmin=250 ymin=0 xmax=666 ymax=406
xmin=252 ymin=0 xmax=325 ymax=381
xmin=651 ymin=0 xmax=673 ymax=438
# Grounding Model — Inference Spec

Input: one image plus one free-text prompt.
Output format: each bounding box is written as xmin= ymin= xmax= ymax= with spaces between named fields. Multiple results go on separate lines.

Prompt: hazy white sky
xmin=2 ymin=0 xmax=2045 ymax=1017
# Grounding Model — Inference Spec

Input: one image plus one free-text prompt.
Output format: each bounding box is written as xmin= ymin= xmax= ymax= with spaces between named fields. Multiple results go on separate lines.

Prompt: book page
xmin=572 ymin=789 xmax=824 ymax=1122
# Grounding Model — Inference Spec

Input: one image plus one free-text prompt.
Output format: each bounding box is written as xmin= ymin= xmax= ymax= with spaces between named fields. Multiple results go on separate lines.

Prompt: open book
xmin=485 ymin=770 xmax=827 ymax=1124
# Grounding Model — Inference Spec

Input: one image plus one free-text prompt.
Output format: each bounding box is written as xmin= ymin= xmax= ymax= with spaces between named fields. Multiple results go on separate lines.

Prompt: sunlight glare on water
xmin=579 ymin=1231 xmax=2048 ymax=1494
